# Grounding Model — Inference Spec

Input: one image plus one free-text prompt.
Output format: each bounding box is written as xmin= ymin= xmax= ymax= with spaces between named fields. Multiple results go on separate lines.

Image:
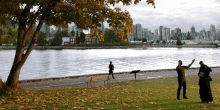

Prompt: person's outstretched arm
xmin=186 ymin=59 xmax=195 ymax=69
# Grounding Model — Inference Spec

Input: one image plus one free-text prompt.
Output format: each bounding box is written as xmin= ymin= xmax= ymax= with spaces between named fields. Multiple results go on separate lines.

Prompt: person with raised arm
xmin=176 ymin=59 xmax=195 ymax=100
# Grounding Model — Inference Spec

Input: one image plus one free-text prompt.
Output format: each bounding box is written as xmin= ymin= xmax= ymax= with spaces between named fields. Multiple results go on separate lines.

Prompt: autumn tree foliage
xmin=0 ymin=0 xmax=155 ymax=90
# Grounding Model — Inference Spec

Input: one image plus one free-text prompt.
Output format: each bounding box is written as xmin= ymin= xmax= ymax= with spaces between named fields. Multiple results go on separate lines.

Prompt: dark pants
xmin=177 ymin=78 xmax=187 ymax=99
xmin=109 ymin=71 xmax=114 ymax=79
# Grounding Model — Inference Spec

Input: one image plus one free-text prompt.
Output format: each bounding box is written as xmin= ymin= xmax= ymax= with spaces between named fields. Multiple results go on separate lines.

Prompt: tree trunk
xmin=5 ymin=16 xmax=27 ymax=90
xmin=6 ymin=64 xmax=22 ymax=90
xmin=5 ymin=13 xmax=44 ymax=90
xmin=0 ymin=78 xmax=10 ymax=94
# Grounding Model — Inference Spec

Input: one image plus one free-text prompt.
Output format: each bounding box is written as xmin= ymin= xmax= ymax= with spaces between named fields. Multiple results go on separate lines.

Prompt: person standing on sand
xmin=176 ymin=59 xmax=195 ymax=100
xmin=109 ymin=61 xmax=115 ymax=79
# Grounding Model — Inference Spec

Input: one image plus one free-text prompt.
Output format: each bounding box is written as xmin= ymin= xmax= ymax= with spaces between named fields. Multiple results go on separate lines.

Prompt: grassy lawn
xmin=1 ymin=74 xmax=220 ymax=110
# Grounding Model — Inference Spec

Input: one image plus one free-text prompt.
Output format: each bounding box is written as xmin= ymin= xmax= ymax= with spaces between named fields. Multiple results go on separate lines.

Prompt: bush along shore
xmin=0 ymin=43 xmax=218 ymax=50
xmin=1 ymin=73 xmax=220 ymax=109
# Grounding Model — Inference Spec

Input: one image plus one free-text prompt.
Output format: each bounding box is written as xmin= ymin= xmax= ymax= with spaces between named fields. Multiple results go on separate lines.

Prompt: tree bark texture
xmin=0 ymin=78 xmax=10 ymax=94
xmin=5 ymin=7 xmax=45 ymax=90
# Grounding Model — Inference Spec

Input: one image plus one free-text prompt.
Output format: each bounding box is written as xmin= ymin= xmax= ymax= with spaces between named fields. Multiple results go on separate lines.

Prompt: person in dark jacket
xmin=176 ymin=59 xmax=195 ymax=100
xmin=109 ymin=61 xmax=115 ymax=79
xmin=198 ymin=61 xmax=213 ymax=103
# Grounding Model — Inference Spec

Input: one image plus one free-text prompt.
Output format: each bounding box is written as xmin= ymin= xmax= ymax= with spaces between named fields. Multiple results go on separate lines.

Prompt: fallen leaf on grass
xmin=121 ymin=103 xmax=130 ymax=108
xmin=149 ymin=102 xmax=157 ymax=105
xmin=105 ymin=101 xmax=110 ymax=105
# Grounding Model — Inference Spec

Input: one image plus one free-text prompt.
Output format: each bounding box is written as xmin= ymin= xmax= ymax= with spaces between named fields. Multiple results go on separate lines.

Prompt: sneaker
xmin=177 ymin=97 xmax=180 ymax=100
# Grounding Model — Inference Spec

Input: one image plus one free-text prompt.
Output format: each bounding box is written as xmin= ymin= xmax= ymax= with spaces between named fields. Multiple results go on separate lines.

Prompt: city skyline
xmin=102 ymin=0 xmax=220 ymax=33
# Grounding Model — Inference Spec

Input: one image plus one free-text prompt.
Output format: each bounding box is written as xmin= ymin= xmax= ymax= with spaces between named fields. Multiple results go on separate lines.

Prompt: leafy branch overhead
xmin=0 ymin=0 xmax=155 ymax=42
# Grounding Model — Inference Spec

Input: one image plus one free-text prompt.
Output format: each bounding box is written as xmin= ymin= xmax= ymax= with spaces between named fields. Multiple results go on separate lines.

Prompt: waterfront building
xmin=171 ymin=30 xmax=174 ymax=39
xmin=143 ymin=28 xmax=148 ymax=40
xmin=62 ymin=37 xmax=70 ymax=45
xmin=166 ymin=28 xmax=170 ymax=40
xmin=190 ymin=25 xmax=195 ymax=40
xmin=199 ymin=30 xmax=206 ymax=41
xmin=133 ymin=24 xmax=143 ymax=40
xmin=206 ymin=31 xmax=210 ymax=41
xmin=194 ymin=32 xmax=200 ymax=41
xmin=216 ymin=27 xmax=220 ymax=40
xmin=209 ymin=24 xmax=216 ymax=41
xmin=158 ymin=26 xmax=163 ymax=40
xmin=162 ymin=27 xmax=166 ymax=40
xmin=40 ymin=23 xmax=50 ymax=37
xmin=174 ymin=28 xmax=181 ymax=39
xmin=58 ymin=26 xmax=68 ymax=34
xmin=132 ymin=25 xmax=136 ymax=40
xmin=85 ymin=34 xmax=99 ymax=44
xmin=147 ymin=30 xmax=153 ymax=41
xmin=154 ymin=29 xmax=158 ymax=40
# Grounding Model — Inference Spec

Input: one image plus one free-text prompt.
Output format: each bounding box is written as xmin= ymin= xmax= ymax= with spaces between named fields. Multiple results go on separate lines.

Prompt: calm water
xmin=0 ymin=47 xmax=220 ymax=81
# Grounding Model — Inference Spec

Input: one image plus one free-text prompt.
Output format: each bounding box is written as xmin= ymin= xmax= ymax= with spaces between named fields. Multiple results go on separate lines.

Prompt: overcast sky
xmin=102 ymin=0 xmax=220 ymax=33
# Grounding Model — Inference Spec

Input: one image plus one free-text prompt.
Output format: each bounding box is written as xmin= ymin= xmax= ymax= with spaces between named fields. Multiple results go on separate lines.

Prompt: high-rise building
xmin=158 ymin=26 xmax=163 ymax=40
xmin=199 ymin=29 xmax=206 ymax=41
xmin=133 ymin=24 xmax=143 ymax=40
xmin=154 ymin=29 xmax=158 ymax=40
xmin=166 ymin=28 xmax=170 ymax=40
xmin=209 ymin=24 xmax=216 ymax=41
xmin=171 ymin=30 xmax=174 ymax=39
xmin=147 ymin=30 xmax=153 ymax=41
xmin=206 ymin=31 xmax=210 ymax=41
xmin=190 ymin=25 xmax=195 ymax=40
xmin=143 ymin=28 xmax=148 ymax=40
xmin=174 ymin=28 xmax=181 ymax=39
xmin=216 ymin=27 xmax=220 ymax=40
xmin=162 ymin=27 xmax=166 ymax=40
xmin=40 ymin=23 xmax=50 ymax=37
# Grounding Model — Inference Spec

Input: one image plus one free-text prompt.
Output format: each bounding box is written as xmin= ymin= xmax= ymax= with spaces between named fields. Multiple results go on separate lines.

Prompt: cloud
xmin=104 ymin=0 xmax=220 ymax=33
xmin=215 ymin=0 xmax=220 ymax=3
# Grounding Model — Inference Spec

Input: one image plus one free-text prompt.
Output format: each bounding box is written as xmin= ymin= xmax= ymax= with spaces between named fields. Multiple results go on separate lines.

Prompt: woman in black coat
xmin=198 ymin=61 xmax=213 ymax=103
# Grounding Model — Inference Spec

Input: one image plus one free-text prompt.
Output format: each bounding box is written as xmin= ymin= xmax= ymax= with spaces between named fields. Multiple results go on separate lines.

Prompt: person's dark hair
xmin=110 ymin=61 xmax=112 ymax=63
xmin=199 ymin=61 xmax=204 ymax=65
xmin=178 ymin=60 xmax=182 ymax=65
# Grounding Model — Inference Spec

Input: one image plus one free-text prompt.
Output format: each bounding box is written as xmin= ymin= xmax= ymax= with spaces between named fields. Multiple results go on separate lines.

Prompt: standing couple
xmin=176 ymin=59 xmax=213 ymax=103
